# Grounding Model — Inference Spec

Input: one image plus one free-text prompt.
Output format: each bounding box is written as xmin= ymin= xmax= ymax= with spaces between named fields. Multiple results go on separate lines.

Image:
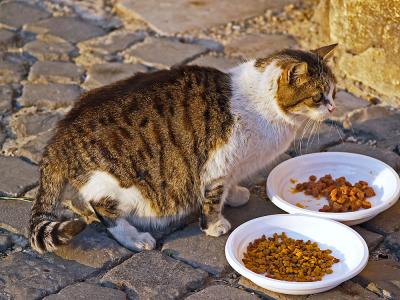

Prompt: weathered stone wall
xmin=321 ymin=0 xmax=400 ymax=106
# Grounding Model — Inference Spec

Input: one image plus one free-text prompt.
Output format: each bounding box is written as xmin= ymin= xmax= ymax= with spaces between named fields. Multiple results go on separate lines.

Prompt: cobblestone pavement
xmin=0 ymin=0 xmax=399 ymax=299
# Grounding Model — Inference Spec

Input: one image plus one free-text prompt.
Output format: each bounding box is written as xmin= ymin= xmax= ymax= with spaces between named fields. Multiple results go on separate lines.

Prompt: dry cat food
xmin=293 ymin=174 xmax=376 ymax=212
xmin=242 ymin=232 xmax=339 ymax=282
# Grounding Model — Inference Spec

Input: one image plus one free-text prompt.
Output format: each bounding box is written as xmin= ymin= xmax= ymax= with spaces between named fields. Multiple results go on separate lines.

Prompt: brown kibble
xmin=243 ymin=232 xmax=339 ymax=282
xmin=364 ymin=187 xmax=376 ymax=197
xmin=292 ymin=174 xmax=375 ymax=213
xmin=309 ymin=175 xmax=317 ymax=182
xmin=362 ymin=200 xmax=372 ymax=209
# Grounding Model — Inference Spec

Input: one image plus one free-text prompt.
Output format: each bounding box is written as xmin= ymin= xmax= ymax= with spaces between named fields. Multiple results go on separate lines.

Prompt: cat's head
xmin=256 ymin=44 xmax=338 ymax=123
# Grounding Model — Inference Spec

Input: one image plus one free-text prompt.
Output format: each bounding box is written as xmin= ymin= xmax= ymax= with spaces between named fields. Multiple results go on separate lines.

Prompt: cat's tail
xmin=29 ymin=156 xmax=86 ymax=253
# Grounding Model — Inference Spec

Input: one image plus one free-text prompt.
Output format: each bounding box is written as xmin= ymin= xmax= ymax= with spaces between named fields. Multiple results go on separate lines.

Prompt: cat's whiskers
xmin=298 ymin=119 xmax=313 ymax=155
xmin=306 ymin=120 xmax=318 ymax=151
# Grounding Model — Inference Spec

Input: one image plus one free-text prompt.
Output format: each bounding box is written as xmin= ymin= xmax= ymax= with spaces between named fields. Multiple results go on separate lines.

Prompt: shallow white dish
xmin=267 ymin=152 xmax=400 ymax=225
xmin=225 ymin=214 xmax=369 ymax=295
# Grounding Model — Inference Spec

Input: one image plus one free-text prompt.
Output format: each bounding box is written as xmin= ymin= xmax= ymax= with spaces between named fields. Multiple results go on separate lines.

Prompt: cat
xmin=29 ymin=44 xmax=337 ymax=253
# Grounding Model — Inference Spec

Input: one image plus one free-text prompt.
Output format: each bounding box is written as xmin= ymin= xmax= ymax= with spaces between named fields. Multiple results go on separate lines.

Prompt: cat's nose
xmin=327 ymin=103 xmax=336 ymax=113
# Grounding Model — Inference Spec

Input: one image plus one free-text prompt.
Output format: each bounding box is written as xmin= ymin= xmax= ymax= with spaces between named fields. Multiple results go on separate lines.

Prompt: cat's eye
xmin=313 ymin=93 xmax=323 ymax=103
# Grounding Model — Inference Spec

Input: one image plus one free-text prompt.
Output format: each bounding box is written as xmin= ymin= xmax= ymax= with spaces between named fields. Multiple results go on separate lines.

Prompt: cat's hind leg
xmin=108 ymin=218 xmax=156 ymax=251
xmin=200 ymin=183 xmax=231 ymax=237
xmin=90 ymin=199 xmax=156 ymax=251
xmin=225 ymin=185 xmax=250 ymax=207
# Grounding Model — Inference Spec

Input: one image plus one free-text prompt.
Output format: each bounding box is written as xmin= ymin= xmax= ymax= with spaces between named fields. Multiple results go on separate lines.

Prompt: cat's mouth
xmin=323 ymin=97 xmax=336 ymax=113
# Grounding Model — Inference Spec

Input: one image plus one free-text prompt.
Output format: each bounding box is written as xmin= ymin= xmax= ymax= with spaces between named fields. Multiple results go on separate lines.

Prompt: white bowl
xmin=225 ymin=214 xmax=369 ymax=295
xmin=267 ymin=152 xmax=400 ymax=225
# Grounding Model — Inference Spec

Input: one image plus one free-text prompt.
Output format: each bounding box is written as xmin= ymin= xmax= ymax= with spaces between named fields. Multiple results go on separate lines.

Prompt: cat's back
xmin=61 ymin=65 xmax=230 ymax=124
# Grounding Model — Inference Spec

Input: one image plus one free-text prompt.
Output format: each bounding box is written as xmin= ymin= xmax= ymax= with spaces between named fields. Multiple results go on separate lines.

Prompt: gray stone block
xmin=101 ymin=250 xmax=208 ymax=299
xmin=186 ymin=285 xmax=259 ymax=300
xmin=28 ymin=61 xmax=84 ymax=84
xmin=43 ymin=282 xmax=126 ymax=300
xmin=354 ymin=259 xmax=400 ymax=299
xmin=0 ymin=156 xmax=39 ymax=196
xmin=0 ymin=1 xmax=50 ymax=29
xmin=225 ymin=33 xmax=296 ymax=59
xmin=363 ymin=201 xmax=400 ymax=234
xmin=19 ymin=83 xmax=81 ymax=109
xmin=0 ymin=252 xmax=95 ymax=300
xmin=114 ymin=0 xmax=296 ymax=34
xmin=189 ymin=55 xmax=241 ymax=72
xmin=83 ymin=63 xmax=147 ymax=90
xmin=352 ymin=226 xmax=384 ymax=251
xmin=25 ymin=16 xmax=106 ymax=44
xmin=327 ymin=142 xmax=400 ymax=172
xmin=54 ymin=225 xmax=133 ymax=269
xmin=23 ymin=37 xmax=77 ymax=62
xmin=123 ymin=37 xmax=208 ymax=68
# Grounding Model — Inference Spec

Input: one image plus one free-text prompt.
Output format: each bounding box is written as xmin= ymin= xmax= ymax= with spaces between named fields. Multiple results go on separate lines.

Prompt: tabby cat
xmin=30 ymin=44 xmax=337 ymax=253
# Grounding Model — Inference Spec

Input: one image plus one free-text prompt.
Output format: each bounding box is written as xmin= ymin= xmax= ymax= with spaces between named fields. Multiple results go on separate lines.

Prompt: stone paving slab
xmin=240 ymin=153 xmax=291 ymax=188
xmin=355 ymin=259 xmax=400 ymax=299
xmin=101 ymin=250 xmax=208 ymax=299
xmin=352 ymin=226 xmax=384 ymax=251
xmin=0 ymin=156 xmax=38 ymax=197
xmin=385 ymin=232 xmax=400 ymax=261
xmin=19 ymin=83 xmax=81 ymax=109
xmin=162 ymin=193 xmax=284 ymax=276
xmin=384 ymin=232 xmax=400 ymax=261
xmin=17 ymin=130 xmax=55 ymax=164
xmin=0 ymin=199 xmax=31 ymax=237
xmin=186 ymin=285 xmax=259 ymax=299
xmin=114 ymin=0 xmax=296 ymax=34
xmin=239 ymin=277 xmax=379 ymax=300
xmin=28 ymin=61 xmax=84 ymax=84
xmin=0 ymin=60 xmax=27 ymax=84
xmin=0 ymin=233 xmax=12 ymax=252
xmin=78 ymin=29 xmax=146 ymax=56
xmin=43 ymin=282 xmax=127 ymax=300
xmin=24 ymin=16 xmax=106 ymax=44
xmin=0 ymin=84 xmax=13 ymax=113
xmin=23 ymin=35 xmax=77 ymax=62
xmin=362 ymin=201 xmax=400 ymax=235
xmin=0 ymin=28 xmax=20 ymax=50
xmin=162 ymin=223 xmax=229 ymax=276
xmin=327 ymin=142 xmax=400 ymax=171
xmin=330 ymin=90 xmax=370 ymax=122
xmin=0 ymin=252 xmax=95 ymax=300
xmin=11 ymin=109 xmax=64 ymax=138
xmin=0 ymin=1 xmax=50 ymax=29
xmin=346 ymin=106 xmax=400 ymax=151
xmin=346 ymin=106 xmax=395 ymax=126
xmin=240 ymin=276 xmax=306 ymax=300
xmin=54 ymin=225 xmax=133 ymax=269
xmin=225 ymin=33 xmax=297 ymax=59
xmin=0 ymin=125 xmax=5 ymax=148
xmin=123 ymin=37 xmax=208 ymax=68
xmin=82 ymin=63 xmax=147 ymax=90
xmin=189 ymin=55 xmax=241 ymax=72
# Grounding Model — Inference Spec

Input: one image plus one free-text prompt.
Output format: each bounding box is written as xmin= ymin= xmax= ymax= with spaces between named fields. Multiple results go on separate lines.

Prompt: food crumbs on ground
xmin=242 ymin=232 xmax=339 ymax=282
xmin=295 ymin=203 xmax=305 ymax=208
xmin=290 ymin=178 xmax=298 ymax=184
xmin=293 ymin=174 xmax=375 ymax=212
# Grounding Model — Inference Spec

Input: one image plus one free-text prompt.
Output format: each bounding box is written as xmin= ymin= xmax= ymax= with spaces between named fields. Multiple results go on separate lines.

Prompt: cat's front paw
xmin=204 ymin=217 xmax=231 ymax=237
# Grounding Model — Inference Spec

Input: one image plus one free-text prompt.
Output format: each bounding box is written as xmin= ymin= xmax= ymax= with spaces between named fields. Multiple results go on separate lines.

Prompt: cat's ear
xmin=286 ymin=62 xmax=308 ymax=84
xmin=312 ymin=43 xmax=338 ymax=60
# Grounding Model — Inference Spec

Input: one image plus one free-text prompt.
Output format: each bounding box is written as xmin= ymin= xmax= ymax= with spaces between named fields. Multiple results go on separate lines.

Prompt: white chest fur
xmin=200 ymin=61 xmax=298 ymax=191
